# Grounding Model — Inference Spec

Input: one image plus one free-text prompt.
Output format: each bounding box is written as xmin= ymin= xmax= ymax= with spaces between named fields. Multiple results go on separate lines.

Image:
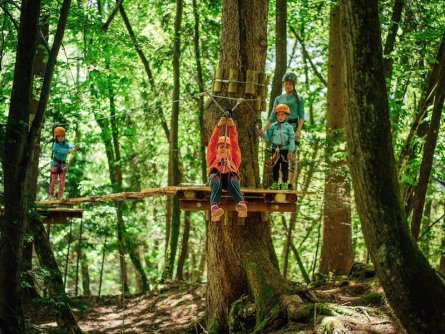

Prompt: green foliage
xmin=0 ymin=0 xmax=443 ymax=301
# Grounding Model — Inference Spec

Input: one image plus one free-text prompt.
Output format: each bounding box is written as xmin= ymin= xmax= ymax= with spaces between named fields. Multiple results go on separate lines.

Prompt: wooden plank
xmin=37 ymin=208 xmax=83 ymax=219
xmin=67 ymin=196 xmax=97 ymax=204
xmin=179 ymin=200 xmax=296 ymax=212
xmin=127 ymin=193 xmax=146 ymax=199
xmin=36 ymin=199 xmax=76 ymax=206
xmin=168 ymin=185 xmax=314 ymax=196
xmin=33 ymin=185 xmax=312 ymax=207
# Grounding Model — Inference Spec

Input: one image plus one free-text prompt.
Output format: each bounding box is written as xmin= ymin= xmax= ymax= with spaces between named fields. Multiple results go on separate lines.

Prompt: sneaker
xmin=287 ymin=183 xmax=293 ymax=190
xmin=236 ymin=201 xmax=248 ymax=218
xmin=269 ymin=182 xmax=280 ymax=190
xmin=211 ymin=204 xmax=224 ymax=222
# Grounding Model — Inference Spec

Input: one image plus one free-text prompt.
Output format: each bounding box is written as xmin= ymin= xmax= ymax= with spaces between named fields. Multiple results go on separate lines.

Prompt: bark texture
xmin=204 ymin=1 xmax=313 ymax=332
xmin=0 ymin=1 xmax=41 ymax=332
xmin=163 ymin=0 xmax=183 ymax=280
xmin=30 ymin=218 xmax=82 ymax=333
xmin=340 ymin=1 xmax=445 ymax=333
xmin=319 ymin=4 xmax=353 ymax=276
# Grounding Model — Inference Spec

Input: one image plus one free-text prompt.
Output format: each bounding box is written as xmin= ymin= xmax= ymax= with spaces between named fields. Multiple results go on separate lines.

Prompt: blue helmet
xmin=282 ymin=72 xmax=297 ymax=84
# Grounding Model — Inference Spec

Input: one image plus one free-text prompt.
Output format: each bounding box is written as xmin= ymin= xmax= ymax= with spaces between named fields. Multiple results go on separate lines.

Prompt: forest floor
xmin=27 ymin=278 xmax=406 ymax=334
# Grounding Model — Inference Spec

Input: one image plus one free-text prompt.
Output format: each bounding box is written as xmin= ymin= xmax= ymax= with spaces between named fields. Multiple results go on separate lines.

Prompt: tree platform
xmin=0 ymin=206 xmax=83 ymax=225
xmin=35 ymin=185 xmax=314 ymax=215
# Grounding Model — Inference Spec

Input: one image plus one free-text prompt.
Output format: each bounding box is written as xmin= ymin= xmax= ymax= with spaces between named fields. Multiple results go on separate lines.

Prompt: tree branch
xmin=118 ymin=3 xmax=170 ymax=140
xmin=28 ymin=0 xmax=72 ymax=150
xmin=383 ymin=0 xmax=405 ymax=78
xmin=398 ymin=33 xmax=445 ymax=170
xmin=102 ymin=0 xmax=123 ymax=31
xmin=0 ymin=2 xmax=19 ymax=30
xmin=290 ymin=26 xmax=327 ymax=87
xmin=419 ymin=213 xmax=445 ymax=240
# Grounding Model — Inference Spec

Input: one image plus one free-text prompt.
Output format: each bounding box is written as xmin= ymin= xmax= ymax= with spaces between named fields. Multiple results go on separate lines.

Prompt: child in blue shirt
xmin=259 ymin=72 xmax=304 ymax=189
xmin=49 ymin=126 xmax=79 ymax=199
xmin=261 ymin=104 xmax=295 ymax=190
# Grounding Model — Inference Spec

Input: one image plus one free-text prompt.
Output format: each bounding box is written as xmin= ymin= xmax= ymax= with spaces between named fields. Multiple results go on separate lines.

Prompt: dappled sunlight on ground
xmin=28 ymin=280 xmax=404 ymax=333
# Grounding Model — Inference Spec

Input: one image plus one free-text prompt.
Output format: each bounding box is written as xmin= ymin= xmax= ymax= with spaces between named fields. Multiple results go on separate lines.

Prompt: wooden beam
xmin=34 ymin=185 xmax=314 ymax=207
xmin=179 ymin=200 xmax=296 ymax=212
xmin=38 ymin=208 xmax=83 ymax=219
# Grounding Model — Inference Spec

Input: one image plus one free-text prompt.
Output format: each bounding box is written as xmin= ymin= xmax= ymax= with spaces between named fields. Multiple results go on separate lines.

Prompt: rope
xmin=199 ymin=91 xmax=263 ymax=102
xmin=211 ymin=78 xmax=266 ymax=87
xmin=64 ymin=121 xmax=78 ymax=174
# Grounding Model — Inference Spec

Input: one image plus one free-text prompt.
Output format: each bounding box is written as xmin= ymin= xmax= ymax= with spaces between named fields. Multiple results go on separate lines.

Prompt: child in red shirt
xmin=207 ymin=117 xmax=247 ymax=222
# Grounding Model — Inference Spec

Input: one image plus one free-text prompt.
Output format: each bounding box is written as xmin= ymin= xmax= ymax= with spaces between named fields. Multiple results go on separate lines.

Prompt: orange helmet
xmin=217 ymin=136 xmax=231 ymax=147
xmin=275 ymin=104 xmax=290 ymax=115
xmin=54 ymin=126 xmax=65 ymax=136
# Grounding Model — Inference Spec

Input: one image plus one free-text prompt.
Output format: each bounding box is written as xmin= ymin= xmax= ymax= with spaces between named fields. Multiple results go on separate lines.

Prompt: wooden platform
xmin=35 ymin=185 xmax=314 ymax=214
xmin=40 ymin=208 xmax=83 ymax=224
xmin=0 ymin=207 xmax=83 ymax=224
xmin=175 ymin=186 xmax=304 ymax=212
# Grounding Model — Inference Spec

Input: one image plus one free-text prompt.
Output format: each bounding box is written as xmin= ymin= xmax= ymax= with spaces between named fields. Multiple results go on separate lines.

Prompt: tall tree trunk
xmin=319 ymin=4 xmax=353 ymax=275
xmin=22 ymin=16 xmax=49 ymax=305
xmin=419 ymin=199 xmax=432 ymax=256
xmin=176 ymin=211 xmax=191 ymax=281
xmin=340 ymin=1 xmax=445 ymax=333
xmin=94 ymin=85 xmax=129 ymax=293
xmin=263 ymin=0 xmax=286 ymax=188
xmin=95 ymin=88 xmax=149 ymax=292
xmin=197 ymin=235 xmax=207 ymax=282
xmin=205 ymin=2 xmax=313 ymax=333
xmin=192 ymin=0 xmax=207 ymax=183
xmin=30 ymin=218 xmax=82 ymax=333
xmin=383 ymin=0 xmax=405 ymax=78
xmin=439 ymin=230 xmax=445 ymax=276
xmin=0 ymin=1 xmax=41 ymax=331
xmin=268 ymin=0 xmax=287 ymax=117
xmin=94 ymin=1 xmax=150 ymax=293
xmin=3 ymin=0 xmax=78 ymax=330
xmin=410 ymin=33 xmax=445 ymax=240
xmin=398 ymin=31 xmax=443 ymax=176
xmin=163 ymin=0 xmax=183 ymax=280
xmin=80 ymin=252 xmax=91 ymax=296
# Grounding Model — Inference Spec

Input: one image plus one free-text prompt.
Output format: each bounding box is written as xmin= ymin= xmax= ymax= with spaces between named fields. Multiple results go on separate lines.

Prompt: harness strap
xmin=53 ymin=157 xmax=66 ymax=165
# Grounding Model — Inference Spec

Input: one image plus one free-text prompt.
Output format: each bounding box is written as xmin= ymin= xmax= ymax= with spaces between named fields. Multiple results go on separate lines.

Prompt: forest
xmin=0 ymin=0 xmax=444 ymax=333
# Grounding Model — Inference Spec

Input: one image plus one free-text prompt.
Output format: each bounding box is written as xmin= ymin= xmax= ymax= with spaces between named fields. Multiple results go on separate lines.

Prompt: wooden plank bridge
xmin=36 ymin=185 xmax=312 ymax=211
xmin=1 ymin=185 xmax=314 ymax=224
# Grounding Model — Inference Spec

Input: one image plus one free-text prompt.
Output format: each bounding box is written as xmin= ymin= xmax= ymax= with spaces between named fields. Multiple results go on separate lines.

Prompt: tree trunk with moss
xmin=22 ymin=15 xmax=49 ymax=305
xmin=0 ymin=1 xmax=41 ymax=332
xmin=340 ymin=1 xmax=445 ymax=333
xmin=30 ymin=217 xmax=82 ymax=333
xmin=319 ymin=4 xmax=353 ymax=276
xmin=204 ymin=1 xmax=313 ymax=333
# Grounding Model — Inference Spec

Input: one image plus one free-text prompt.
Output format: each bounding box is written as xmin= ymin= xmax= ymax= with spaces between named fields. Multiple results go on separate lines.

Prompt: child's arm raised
xmin=227 ymin=120 xmax=241 ymax=168
xmin=206 ymin=121 xmax=223 ymax=165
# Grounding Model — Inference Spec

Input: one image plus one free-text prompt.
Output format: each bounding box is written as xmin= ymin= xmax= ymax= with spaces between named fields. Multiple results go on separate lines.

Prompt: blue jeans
xmin=209 ymin=171 xmax=244 ymax=206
